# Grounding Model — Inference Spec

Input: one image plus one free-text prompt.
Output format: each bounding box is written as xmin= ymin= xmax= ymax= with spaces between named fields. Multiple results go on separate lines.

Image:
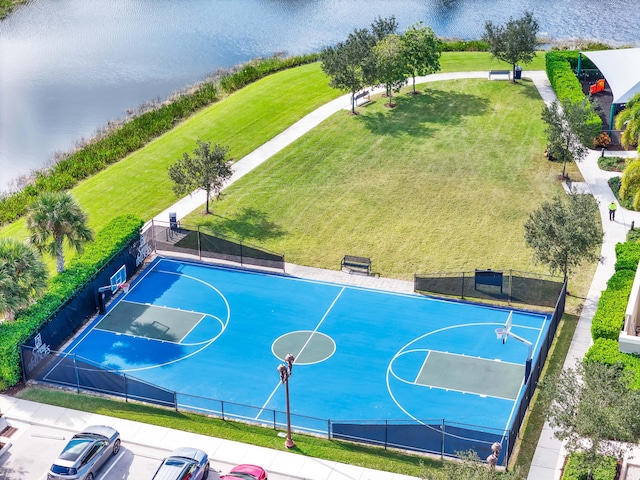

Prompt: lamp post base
xmin=285 ymin=438 xmax=296 ymax=449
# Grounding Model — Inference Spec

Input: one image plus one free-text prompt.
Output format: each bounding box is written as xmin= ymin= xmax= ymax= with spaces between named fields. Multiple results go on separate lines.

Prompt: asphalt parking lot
xmin=0 ymin=422 xmax=295 ymax=480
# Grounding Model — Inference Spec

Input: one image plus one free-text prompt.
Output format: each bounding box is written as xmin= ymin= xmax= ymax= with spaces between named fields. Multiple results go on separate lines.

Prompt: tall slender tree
xmin=615 ymin=92 xmax=640 ymax=152
xmin=400 ymin=22 xmax=442 ymax=94
xmin=482 ymin=11 xmax=539 ymax=82
xmin=168 ymin=140 xmax=233 ymax=214
xmin=373 ymin=34 xmax=407 ymax=107
xmin=26 ymin=191 xmax=94 ymax=274
xmin=0 ymin=238 xmax=48 ymax=320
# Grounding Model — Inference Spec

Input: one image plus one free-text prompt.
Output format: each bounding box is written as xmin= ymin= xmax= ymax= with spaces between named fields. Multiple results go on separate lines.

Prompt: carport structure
xmin=578 ymin=48 xmax=640 ymax=130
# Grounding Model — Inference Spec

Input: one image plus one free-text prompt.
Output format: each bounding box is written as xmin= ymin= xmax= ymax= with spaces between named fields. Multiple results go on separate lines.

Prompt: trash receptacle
xmin=169 ymin=212 xmax=178 ymax=230
xmin=514 ymin=66 xmax=522 ymax=80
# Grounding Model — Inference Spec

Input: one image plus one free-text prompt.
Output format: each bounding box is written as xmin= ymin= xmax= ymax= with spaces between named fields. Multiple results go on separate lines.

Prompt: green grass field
xmin=183 ymin=78 xmax=571 ymax=279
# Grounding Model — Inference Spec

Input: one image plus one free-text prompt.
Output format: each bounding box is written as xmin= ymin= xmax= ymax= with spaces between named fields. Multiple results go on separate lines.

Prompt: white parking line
xmin=97 ymin=449 xmax=125 ymax=479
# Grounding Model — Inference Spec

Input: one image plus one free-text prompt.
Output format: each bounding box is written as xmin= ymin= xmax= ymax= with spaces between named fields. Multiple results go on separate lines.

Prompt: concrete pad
xmin=239 ymin=444 xmax=281 ymax=469
xmin=154 ymin=428 xmax=198 ymax=451
xmin=326 ymin=461 xmax=367 ymax=480
xmin=210 ymin=438 xmax=252 ymax=465
xmin=126 ymin=423 xmax=172 ymax=446
xmin=0 ymin=395 xmax=18 ymax=413
xmin=296 ymin=457 xmax=336 ymax=480
xmin=270 ymin=449 xmax=308 ymax=475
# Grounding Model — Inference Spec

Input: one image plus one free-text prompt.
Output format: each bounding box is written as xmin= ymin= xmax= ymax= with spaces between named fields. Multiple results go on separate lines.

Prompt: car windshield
xmin=226 ymin=473 xmax=256 ymax=480
xmin=59 ymin=438 xmax=94 ymax=461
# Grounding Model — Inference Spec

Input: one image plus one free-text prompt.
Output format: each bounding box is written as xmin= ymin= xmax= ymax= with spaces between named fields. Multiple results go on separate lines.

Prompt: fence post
xmin=328 ymin=419 xmax=331 ymax=439
xmin=151 ymin=219 xmax=158 ymax=253
xmin=124 ymin=374 xmax=128 ymax=403
xmin=461 ymin=272 xmax=465 ymax=299
xmin=384 ymin=420 xmax=388 ymax=450
xmin=441 ymin=419 xmax=445 ymax=458
xmin=221 ymin=400 xmax=224 ymax=421
xmin=508 ymin=269 xmax=513 ymax=305
xmin=273 ymin=410 xmax=276 ymax=430
xmin=240 ymin=241 xmax=244 ymax=266
xmin=74 ymin=355 xmax=80 ymax=393
xmin=197 ymin=226 xmax=202 ymax=260
xmin=174 ymin=391 xmax=178 ymax=412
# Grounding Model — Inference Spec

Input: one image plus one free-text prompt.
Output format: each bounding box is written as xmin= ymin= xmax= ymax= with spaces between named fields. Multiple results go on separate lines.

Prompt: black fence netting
xmin=20 ymin=242 xmax=140 ymax=355
xmin=414 ymin=269 xmax=564 ymax=308
xmin=21 ymin=346 xmax=175 ymax=408
xmin=149 ymin=220 xmax=285 ymax=270
xmin=332 ymin=420 xmax=508 ymax=463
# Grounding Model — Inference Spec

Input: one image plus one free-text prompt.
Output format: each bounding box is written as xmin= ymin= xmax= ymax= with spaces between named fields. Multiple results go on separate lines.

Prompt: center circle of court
xmin=273 ymin=331 xmax=335 ymax=365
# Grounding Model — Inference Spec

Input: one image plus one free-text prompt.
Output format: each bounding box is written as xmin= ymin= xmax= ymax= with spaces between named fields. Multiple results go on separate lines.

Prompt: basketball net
xmin=118 ymin=282 xmax=130 ymax=294
xmin=495 ymin=327 xmax=507 ymax=344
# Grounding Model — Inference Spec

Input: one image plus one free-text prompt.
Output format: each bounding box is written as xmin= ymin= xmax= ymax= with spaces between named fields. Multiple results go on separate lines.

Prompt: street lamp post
xmin=277 ymin=353 xmax=296 ymax=449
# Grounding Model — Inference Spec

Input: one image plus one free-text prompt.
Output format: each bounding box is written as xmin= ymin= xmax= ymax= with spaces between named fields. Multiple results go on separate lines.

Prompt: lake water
xmin=1 ymin=0 xmax=639 ymax=192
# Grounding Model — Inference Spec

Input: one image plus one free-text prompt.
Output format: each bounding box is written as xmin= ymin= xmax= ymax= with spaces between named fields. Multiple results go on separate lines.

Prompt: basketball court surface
xmin=53 ymin=257 xmax=551 ymax=446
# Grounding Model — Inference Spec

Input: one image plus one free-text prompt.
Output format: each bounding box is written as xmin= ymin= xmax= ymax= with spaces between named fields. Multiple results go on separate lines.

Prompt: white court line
xmin=256 ymin=287 xmax=346 ymax=420
xmin=414 ymin=350 xmax=431 ymax=384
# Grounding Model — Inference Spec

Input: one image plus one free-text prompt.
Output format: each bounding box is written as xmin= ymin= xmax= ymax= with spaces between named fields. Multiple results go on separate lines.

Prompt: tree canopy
xmin=0 ymin=238 xmax=48 ymax=320
xmin=373 ymin=34 xmax=407 ymax=107
xmin=26 ymin=191 xmax=94 ymax=274
xmin=400 ymin=22 xmax=442 ymax=94
xmin=168 ymin=140 xmax=233 ymax=214
xmin=482 ymin=11 xmax=539 ymax=82
xmin=541 ymin=98 xmax=601 ymax=178
xmin=524 ymin=191 xmax=602 ymax=280
xmin=541 ymin=361 xmax=640 ymax=474
xmin=615 ymin=92 xmax=640 ymax=152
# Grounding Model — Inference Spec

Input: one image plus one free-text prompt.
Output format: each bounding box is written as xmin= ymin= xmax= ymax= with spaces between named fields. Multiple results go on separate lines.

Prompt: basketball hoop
xmin=119 ymin=282 xmax=130 ymax=294
xmin=495 ymin=327 xmax=507 ymax=343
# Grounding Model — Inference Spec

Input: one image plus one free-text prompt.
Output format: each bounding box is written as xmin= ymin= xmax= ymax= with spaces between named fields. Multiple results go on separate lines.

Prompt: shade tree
xmin=400 ymin=22 xmax=442 ymax=94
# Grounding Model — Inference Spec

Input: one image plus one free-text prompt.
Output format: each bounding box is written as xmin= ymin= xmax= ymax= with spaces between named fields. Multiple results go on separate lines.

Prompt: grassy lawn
xmin=16 ymin=386 xmax=443 ymax=478
xmin=182 ymin=78 xmax=579 ymax=280
xmin=439 ymin=51 xmax=546 ymax=72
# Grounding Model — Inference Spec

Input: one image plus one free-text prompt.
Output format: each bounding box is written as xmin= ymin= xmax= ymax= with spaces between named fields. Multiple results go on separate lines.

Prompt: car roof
xmin=81 ymin=425 xmax=117 ymax=439
xmin=153 ymin=457 xmax=193 ymax=480
xmin=170 ymin=447 xmax=207 ymax=463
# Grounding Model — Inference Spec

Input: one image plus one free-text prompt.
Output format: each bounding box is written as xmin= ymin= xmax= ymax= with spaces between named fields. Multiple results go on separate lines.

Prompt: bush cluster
xmin=545 ymin=51 xmax=602 ymax=132
xmin=561 ymin=452 xmax=618 ymax=480
xmin=0 ymin=214 xmax=144 ymax=390
xmin=586 ymin=241 xmax=640 ymax=387
xmin=219 ymin=53 xmax=319 ymax=93
xmin=0 ymin=53 xmax=319 ymax=228
xmin=440 ymin=39 xmax=489 ymax=52
xmin=590 ymin=243 xmax=640 ymax=342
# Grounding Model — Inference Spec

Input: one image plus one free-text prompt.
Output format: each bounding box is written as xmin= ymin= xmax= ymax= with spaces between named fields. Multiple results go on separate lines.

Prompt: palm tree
xmin=615 ymin=93 xmax=640 ymax=152
xmin=0 ymin=238 xmax=48 ymax=320
xmin=26 ymin=191 xmax=94 ymax=273
xmin=620 ymin=159 xmax=640 ymax=210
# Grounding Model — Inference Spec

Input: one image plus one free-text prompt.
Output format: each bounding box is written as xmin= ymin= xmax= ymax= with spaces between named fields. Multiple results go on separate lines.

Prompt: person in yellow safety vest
xmin=609 ymin=201 xmax=617 ymax=221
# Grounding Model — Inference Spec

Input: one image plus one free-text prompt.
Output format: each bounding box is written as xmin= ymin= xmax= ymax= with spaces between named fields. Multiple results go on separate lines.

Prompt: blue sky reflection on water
xmin=0 ymin=0 xmax=638 ymax=191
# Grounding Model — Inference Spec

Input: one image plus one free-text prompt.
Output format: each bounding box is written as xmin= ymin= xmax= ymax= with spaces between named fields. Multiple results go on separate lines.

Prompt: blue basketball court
xmin=53 ymin=256 xmax=551 ymax=450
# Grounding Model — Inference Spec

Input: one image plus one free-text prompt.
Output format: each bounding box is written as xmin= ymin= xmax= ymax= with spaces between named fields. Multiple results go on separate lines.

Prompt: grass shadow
xmin=198 ymin=207 xmax=286 ymax=242
xmin=356 ymin=88 xmax=490 ymax=137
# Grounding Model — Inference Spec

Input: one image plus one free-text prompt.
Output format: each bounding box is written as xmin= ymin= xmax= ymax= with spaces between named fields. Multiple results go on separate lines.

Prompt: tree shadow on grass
xmin=356 ymin=88 xmax=490 ymax=137
xmin=513 ymin=78 xmax=544 ymax=101
xmin=198 ymin=207 xmax=286 ymax=243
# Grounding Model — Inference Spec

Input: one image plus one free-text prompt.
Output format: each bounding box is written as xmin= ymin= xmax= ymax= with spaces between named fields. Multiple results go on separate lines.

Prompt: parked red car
xmin=221 ymin=464 xmax=267 ymax=480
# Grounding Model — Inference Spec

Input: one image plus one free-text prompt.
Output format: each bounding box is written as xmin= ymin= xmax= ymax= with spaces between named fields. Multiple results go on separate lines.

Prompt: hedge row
xmin=545 ymin=51 xmax=602 ymax=132
xmin=586 ymin=338 xmax=640 ymax=389
xmin=0 ymin=214 xmax=144 ymax=390
xmin=0 ymin=53 xmax=319 ymax=228
xmin=440 ymin=39 xmax=489 ymax=52
xmin=561 ymin=452 xmax=618 ymax=480
xmin=590 ymin=243 xmax=640 ymax=342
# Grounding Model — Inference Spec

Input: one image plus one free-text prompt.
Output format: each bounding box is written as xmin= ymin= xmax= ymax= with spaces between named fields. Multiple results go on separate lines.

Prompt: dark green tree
xmin=482 ymin=11 xmax=539 ymax=82
xmin=542 ymin=98 xmax=601 ymax=179
xmin=615 ymin=92 xmax=640 ymax=152
xmin=168 ymin=140 xmax=233 ymax=214
xmin=321 ymin=16 xmax=398 ymax=114
xmin=400 ymin=22 xmax=442 ymax=94
xmin=0 ymin=238 xmax=48 ymax=320
xmin=26 ymin=191 xmax=94 ymax=274
xmin=523 ymin=191 xmax=602 ymax=280
xmin=541 ymin=361 xmax=640 ymax=478
xmin=373 ymin=34 xmax=407 ymax=107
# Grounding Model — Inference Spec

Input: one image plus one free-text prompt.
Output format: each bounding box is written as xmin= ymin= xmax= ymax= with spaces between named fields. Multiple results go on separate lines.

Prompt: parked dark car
xmin=47 ymin=425 xmax=121 ymax=480
xmin=152 ymin=447 xmax=210 ymax=480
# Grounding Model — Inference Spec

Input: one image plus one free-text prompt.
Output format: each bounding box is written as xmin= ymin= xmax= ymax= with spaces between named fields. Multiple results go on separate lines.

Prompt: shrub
xmin=593 ymin=132 xmax=611 ymax=148
xmin=0 ymin=215 xmax=144 ymax=390
xmin=598 ymin=156 xmax=626 ymax=172
xmin=585 ymin=338 xmax=640 ymax=389
xmin=590 ymin=269 xmax=635 ymax=341
xmin=440 ymin=39 xmax=489 ymax=52
xmin=615 ymin=242 xmax=640 ymax=271
xmin=561 ymin=452 xmax=618 ymax=480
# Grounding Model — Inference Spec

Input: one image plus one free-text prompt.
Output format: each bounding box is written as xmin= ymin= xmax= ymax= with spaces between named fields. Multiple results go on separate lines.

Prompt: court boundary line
xmin=257 ymin=287 xmax=345 ymax=421
xmin=386 ymin=321 xmax=544 ymax=433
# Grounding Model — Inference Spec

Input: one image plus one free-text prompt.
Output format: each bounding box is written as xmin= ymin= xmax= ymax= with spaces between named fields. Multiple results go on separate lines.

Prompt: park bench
xmin=341 ymin=255 xmax=372 ymax=275
xmin=488 ymin=70 xmax=510 ymax=80
xmin=354 ymin=90 xmax=371 ymax=106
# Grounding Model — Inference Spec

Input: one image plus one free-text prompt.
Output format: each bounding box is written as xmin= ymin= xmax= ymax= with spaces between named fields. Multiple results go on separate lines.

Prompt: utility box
xmin=169 ymin=212 xmax=178 ymax=230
